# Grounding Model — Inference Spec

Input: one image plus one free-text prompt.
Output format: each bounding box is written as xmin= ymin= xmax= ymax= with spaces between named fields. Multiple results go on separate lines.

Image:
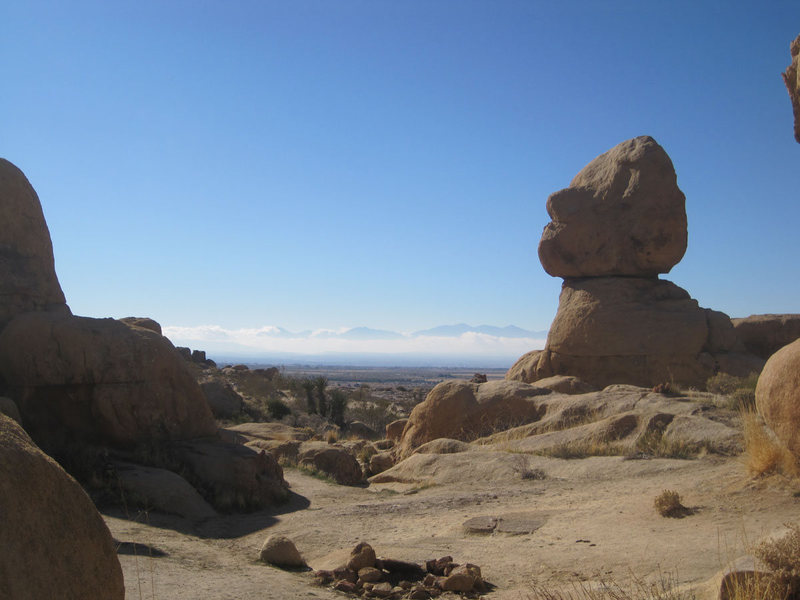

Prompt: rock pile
xmin=314 ymin=542 xmax=487 ymax=598
xmin=508 ymin=136 xmax=763 ymax=388
xmin=783 ymin=34 xmax=800 ymax=143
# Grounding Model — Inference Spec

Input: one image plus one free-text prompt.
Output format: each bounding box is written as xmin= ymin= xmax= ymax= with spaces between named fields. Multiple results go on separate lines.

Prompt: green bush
xmin=267 ymin=397 xmax=291 ymax=420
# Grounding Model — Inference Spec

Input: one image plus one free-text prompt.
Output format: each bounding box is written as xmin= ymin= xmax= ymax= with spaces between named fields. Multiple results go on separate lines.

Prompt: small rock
xmin=462 ymin=515 xmax=498 ymax=534
xmin=422 ymin=573 xmax=437 ymax=586
xmin=348 ymin=542 xmax=377 ymax=571
xmin=334 ymin=566 xmax=358 ymax=583
xmin=258 ymin=535 xmax=305 ymax=568
xmin=371 ymin=582 xmax=393 ymax=597
xmin=314 ymin=570 xmax=334 ymax=585
xmin=358 ymin=566 xmax=384 ymax=583
xmin=425 ymin=556 xmax=453 ymax=576
xmin=441 ymin=570 xmax=474 ymax=592
xmin=333 ymin=580 xmax=358 ymax=593
xmin=408 ymin=586 xmax=430 ymax=600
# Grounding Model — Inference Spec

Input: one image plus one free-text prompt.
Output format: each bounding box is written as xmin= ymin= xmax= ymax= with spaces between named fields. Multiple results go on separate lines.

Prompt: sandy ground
xmin=105 ymin=448 xmax=800 ymax=600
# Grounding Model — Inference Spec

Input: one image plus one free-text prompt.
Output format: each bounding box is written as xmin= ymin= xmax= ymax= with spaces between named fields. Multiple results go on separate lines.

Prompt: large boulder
xmin=0 ymin=413 xmax=125 ymax=599
xmin=0 ymin=158 xmax=70 ymax=329
xmin=119 ymin=316 xmax=163 ymax=335
xmin=509 ymin=278 xmax=762 ymax=389
xmin=172 ymin=439 xmax=289 ymax=511
xmin=732 ymin=314 xmax=800 ymax=360
xmin=200 ymin=380 xmax=244 ymax=419
xmin=397 ymin=379 xmax=550 ymax=458
xmin=783 ymin=34 xmax=800 ymax=143
xmin=538 ymin=136 xmax=687 ymax=278
xmin=0 ymin=310 xmax=217 ymax=453
xmin=755 ymin=338 xmax=800 ymax=459
xmin=297 ymin=441 xmax=364 ymax=485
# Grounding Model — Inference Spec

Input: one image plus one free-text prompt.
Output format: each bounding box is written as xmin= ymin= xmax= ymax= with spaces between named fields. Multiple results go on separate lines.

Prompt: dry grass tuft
xmin=653 ymin=489 xmax=691 ymax=518
xmin=525 ymin=570 xmax=694 ymax=599
xmin=325 ymin=430 xmax=339 ymax=444
xmin=753 ymin=523 xmax=800 ymax=598
xmin=741 ymin=410 xmax=799 ymax=478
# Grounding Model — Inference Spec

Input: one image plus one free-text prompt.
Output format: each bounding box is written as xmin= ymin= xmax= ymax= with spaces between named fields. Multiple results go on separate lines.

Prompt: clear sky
xmin=2 ymin=2 xmax=799 ymax=354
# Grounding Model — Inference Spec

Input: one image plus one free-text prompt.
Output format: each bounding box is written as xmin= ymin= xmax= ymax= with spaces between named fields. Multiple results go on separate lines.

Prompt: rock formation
xmin=0 ymin=413 xmax=125 ymax=599
xmin=783 ymin=34 xmax=800 ymax=143
xmin=755 ymin=338 xmax=800 ymax=459
xmin=0 ymin=158 xmax=288 ymax=514
xmin=0 ymin=311 xmax=217 ymax=452
xmin=398 ymin=379 xmax=550 ymax=458
xmin=508 ymin=136 xmax=763 ymax=389
xmin=732 ymin=314 xmax=800 ymax=360
xmin=0 ymin=159 xmax=70 ymax=329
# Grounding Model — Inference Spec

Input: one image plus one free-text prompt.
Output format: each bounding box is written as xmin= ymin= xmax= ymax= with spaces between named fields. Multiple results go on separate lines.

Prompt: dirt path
xmin=106 ymin=454 xmax=800 ymax=599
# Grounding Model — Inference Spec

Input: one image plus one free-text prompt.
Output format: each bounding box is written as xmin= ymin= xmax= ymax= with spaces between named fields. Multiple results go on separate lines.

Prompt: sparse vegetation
xmin=525 ymin=570 xmax=695 ymax=599
xmin=266 ymin=397 xmax=291 ymax=420
xmin=653 ymin=489 xmax=690 ymax=518
xmin=634 ymin=430 xmax=696 ymax=460
xmin=742 ymin=409 xmax=799 ymax=477
xmin=753 ymin=523 xmax=800 ymax=599
xmin=706 ymin=372 xmax=759 ymax=410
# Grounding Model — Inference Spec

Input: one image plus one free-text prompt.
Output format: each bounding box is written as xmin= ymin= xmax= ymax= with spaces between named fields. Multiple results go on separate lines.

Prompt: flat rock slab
xmin=463 ymin=512 xmax=545 ymax=535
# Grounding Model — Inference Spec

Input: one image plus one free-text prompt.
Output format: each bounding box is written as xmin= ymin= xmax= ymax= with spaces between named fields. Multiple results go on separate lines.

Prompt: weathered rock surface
xmin=508 ymin=277 xmax=759 ymax=388
xmin=0 ymin=396 xmax=21 ymax=424
xmin=113 ymin=461 xmax=217 ymax=521
xmin=297 ymin=441 xmax=364 ymax=485
xmin=386 ymin=418 xmax=409 ymax=442
xmin=173 ymin=439 xmax=289 ymax=511
xmin=347 ymin=420 xmax=378 ymax=439
xmin=200 ymin=380 xmax=244 ymax=418
xmin=755 ymin=338 xmax=800 ymax=458
xmin=0 ymin=158 xmax=69 ymax=330
xmin=398 ymin=379 xmax=550 ymax=457
xmin=259 ymin=535 xmax=306 ymax=568
xmin=538 ymin=136 xmax=687 ymax=278
xmin=531 ymin=375 xmax=597 ymax=395
xmin=0 ymin=310 xmax=217 ymax=453
xmin=0 ymin=413 xmax=125 ymax=599
xmin=784 ymin=34 xmax=800 ymax=143
xmin=119 ymin=316 xmax=163 ymax=335
xmin=732 ymin=314 xmax=800 ymax=360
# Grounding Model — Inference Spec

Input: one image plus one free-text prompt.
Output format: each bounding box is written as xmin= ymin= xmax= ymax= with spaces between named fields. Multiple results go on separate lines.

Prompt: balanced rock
xmin=538 ymin=136 xmax=687 ymax=278
xmin=0 ymin=158 xmax=70 ymax=329
xmin=509 ymin=136 xmax=764 ymax=389
xmin=755 ymin=338 xmax=800 ymax=458
xmin=783 ymin=34 xmax=800 ymax=143
xmin=0 ymin=310 xmax=217 ymax=454
xmin=397 ymin=379 xmax=549 ymax=457
xmin=0 ymin=413 xmax=125 ymax=600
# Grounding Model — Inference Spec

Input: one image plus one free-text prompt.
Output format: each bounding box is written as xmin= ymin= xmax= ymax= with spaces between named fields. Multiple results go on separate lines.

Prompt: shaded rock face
xmin=756 ymin=338 xmax=800 ymax=459
xmin=398 ymin=379 xmax=550 ymax=458
xmin=784 ymin=35 xmax=800 ymax=143
xmin=201 ymin=380 xmax=244 ymax=419
xmin=0 ymin=158 xmax=69 ymax=329
xmin=0 ymin=413 xmax=125 ymax=600
xmin=732 ymin=314 xmax=800 ymax=360
xmin=538 ymin=136 xmax=687 ymax=278
xmin=509 ymin=136 xmax=763 ymax=389
xmin=0 ymin=310 xmax=217 ymax=453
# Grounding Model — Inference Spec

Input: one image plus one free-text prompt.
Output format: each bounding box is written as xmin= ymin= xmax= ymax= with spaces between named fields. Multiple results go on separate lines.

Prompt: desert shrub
xmin=653 ymin=489 xmax=690 ymax=518
xmin=535 ymin=439 xmax=623 ymax=459
xmin=346 ymin=396 xmax=399 ymax=432
xmin=707 ymin=372 xmax=760 ymax=410
xmin=635 ymin=431 xmax=696 ymax=460
xmin=314 ymin=376 xmax=329 ymax=417
xmin=753 ymin=523 xmax=800 ymax=598
xmin=266 ymin=397 xmax=291 ymax=420
xmin=301 ymin=379 xmax=316 ymax=414
xmin=742 ymin=409 xmax=799 ymax=477
xmin=325 ymin=429 xmax=339 ymax=444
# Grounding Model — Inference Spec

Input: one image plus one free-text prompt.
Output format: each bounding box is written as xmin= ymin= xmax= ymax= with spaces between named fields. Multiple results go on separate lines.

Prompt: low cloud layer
xmin=162 ymin=324 xmax=546 ymax=366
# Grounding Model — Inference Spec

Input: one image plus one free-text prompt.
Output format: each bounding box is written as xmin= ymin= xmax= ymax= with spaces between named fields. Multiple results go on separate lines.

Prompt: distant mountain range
xmin=246 ymin=324 xmax=547 ymax=340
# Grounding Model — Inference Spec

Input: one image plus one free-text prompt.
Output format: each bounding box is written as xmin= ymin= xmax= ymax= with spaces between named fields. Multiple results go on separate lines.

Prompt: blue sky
xmin=2 ymin=1 xmax=799 ymax=357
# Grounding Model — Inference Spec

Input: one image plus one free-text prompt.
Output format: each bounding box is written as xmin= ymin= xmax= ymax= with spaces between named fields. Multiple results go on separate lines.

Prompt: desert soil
xmin=105 ymin=448 xmax=800 ymax=600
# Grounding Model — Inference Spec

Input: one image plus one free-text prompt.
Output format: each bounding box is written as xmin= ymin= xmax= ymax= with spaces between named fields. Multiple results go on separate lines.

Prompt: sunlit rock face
xmin=783 ymin=34 xmax=800 ymax=143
